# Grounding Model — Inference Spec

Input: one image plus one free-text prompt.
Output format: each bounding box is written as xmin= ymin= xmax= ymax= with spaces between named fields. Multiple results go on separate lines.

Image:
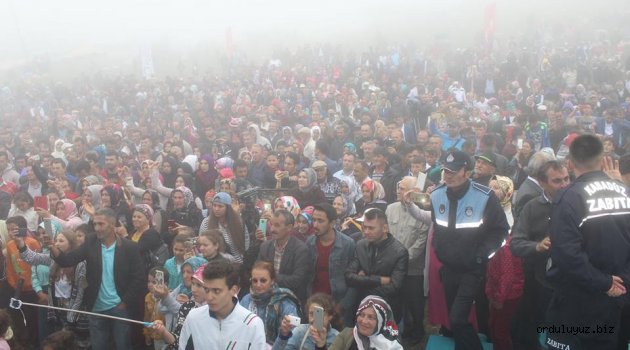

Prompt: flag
xmin=484 ymin=2 xmax=496 ymax=43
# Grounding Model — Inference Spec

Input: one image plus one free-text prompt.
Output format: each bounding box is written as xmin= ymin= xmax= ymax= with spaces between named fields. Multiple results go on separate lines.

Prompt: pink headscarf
xmin=59 ymin=199 xmax=79 ymax=220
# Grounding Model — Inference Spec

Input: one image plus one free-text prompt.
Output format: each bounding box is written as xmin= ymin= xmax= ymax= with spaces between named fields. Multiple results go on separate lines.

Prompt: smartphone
xmin=43 ymin=218 xmax=54 ymax=238
xmin=313 ymin=305 xmax=324 ymax=331
xmin=155 ymin=270 xmax=164 ymax=286
xmin=34 ymin=196 xmax=48 ymax=211
xmin=15 ymin=228 xmax=28 ymax=237
xmin=409 ymin=192 xmax=422 ymax=203
xmin=184 ymin=240 xmax=194 ymax=252
xmin=287 ymin=315 xmax=301 ymax=327
xmin=168 ymin=219 xmax=177 ymax=230
xmin=263 ymin=203 xmax=272 ymax=212
xmin=517 ymin=139 xmax=524 ymax=150
xmin=259 ymin=218 xmax=268 ymax=237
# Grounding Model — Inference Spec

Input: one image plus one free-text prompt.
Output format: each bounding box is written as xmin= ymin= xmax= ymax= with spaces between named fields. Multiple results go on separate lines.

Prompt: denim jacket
xmin=306 ymin=230 xmax=355 ymax=307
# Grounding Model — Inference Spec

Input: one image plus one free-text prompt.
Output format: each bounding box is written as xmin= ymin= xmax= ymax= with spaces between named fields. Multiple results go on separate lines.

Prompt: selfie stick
xmin=10 ymin=279 xmax=153 ymax=327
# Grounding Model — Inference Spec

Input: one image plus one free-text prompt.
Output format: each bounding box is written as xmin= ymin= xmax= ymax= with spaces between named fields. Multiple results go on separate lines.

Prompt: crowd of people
xmin=0 ymin=30 xmax=628 ymax=350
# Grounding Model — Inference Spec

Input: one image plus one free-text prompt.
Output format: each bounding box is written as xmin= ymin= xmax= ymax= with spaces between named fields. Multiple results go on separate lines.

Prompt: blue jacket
xmin=594 ymin=117 xmax=630 ymax=148
xmin=306 ymin=230 xmax=356 ymax=308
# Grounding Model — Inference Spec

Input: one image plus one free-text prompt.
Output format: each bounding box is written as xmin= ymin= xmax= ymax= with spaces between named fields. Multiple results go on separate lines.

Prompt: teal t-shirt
xmin=92 ymin=243 xmax=121 ymax=312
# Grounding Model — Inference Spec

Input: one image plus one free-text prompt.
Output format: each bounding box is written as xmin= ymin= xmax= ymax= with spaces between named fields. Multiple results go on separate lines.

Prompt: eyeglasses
xmin=251 ymin=278 xmax=269 ymax=284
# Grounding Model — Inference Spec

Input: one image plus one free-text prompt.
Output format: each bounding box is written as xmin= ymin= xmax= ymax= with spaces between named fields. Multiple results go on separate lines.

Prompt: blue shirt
xmin=92 ymin=243 xmax=121 ymax=312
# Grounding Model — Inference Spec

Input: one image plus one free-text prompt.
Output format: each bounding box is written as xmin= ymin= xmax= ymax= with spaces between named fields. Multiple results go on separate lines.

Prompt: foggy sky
xmin=1 ymin=0 xmax=627 ymax=76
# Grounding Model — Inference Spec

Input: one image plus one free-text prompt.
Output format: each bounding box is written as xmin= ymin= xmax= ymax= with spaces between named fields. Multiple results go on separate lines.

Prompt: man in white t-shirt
xmin=179 ymin=260 xmax=266 ymax=350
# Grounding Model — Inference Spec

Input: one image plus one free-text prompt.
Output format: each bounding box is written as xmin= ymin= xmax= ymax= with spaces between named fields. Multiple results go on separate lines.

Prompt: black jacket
xmin=258 ymin=236 xmax=312 ymax=304
xmin=345 ymin=233 xmax=409 ymax=313
xmin=53 ymin=233 xmax=146 ymax=312
xmin=547 ymin=171 xmax=630 ymax=295
xmin=510 ymin=194 xmax=552 ymax=285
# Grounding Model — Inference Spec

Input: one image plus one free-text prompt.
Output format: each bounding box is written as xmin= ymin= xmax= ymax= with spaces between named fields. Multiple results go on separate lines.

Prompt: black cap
xmin=442 ymin=150 xmax=472 ymax=172
xmin=474 ymin=152 xmax=497 ymax=168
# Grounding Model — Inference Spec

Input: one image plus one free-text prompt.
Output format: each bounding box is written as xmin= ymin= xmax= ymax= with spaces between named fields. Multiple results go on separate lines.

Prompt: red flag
xmin=484 ymin=2 xmax=496 ymax=43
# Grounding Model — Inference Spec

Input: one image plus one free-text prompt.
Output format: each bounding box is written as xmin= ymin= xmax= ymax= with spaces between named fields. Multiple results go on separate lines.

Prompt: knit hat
xmin=213 ymin=192 xmax=232 ymax=206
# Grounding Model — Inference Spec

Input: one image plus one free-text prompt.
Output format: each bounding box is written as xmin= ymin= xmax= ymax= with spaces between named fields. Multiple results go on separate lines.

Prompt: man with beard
xmin=306 ymin=203 xmax=356 ymax=325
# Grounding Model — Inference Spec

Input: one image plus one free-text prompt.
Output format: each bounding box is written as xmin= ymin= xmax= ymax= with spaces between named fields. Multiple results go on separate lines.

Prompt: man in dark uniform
xmin=431 ymin=150 xmax=509 ymax=350
xmin=546 ymin=134 xmax=630 ymax=350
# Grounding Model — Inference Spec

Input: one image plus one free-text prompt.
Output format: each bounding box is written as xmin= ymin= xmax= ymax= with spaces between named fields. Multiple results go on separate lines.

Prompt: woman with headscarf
xmin=311 ymin=126 xmax=322 ymax=143
xmin=79 ymin=184 xmax=101 ymax=223
xmin=151 ymin=163 xmax=202 ymax=211
xmin=39 ymin=199 xmax=83 ymax=230
xmin=485 ymin=177 xmax=523 ymax=350
xmin=288 ymin=168 xmax=326 ymax=208
xmin=130 ymin=204 xmax=166 ymax=273
xmin=294 ymin=206 xmax=315 ymax=242
xmin=194 ymin=155 xmax=218 ymax=202
xmin=354 ymin=179 xmax=387 ymax=216
xmin=160 ymin=157 xmax=179 ymax=189
xmin=273 ymin=196 xmax=301 ymax=220
xmin=141 ymin=190 xmax=166 ymax=234
xmin=165 ymin=187 xmax=202 ymax=246
xmin=248 ymin=124 xmax=272 ymax=149
xmin=489 ymin=175 xmax=515 ymax=228
xmin=280 ymin=126 xmax=296 ymax=147
xmin=100 ymin=184 xmax=133 ymax=234
xmin=322 ymin=295 xmax=402 ymax=350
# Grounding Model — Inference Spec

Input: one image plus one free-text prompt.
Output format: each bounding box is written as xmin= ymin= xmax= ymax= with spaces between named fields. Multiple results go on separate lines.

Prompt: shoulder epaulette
xmin=471 ymin=182 xmax=492 ymax=195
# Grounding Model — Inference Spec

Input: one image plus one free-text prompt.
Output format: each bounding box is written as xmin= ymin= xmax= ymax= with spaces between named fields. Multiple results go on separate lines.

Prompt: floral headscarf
xmin=353 ymin=295 xmax=402 ymax=350
xmin=491 ymin=175 xmax=514 ymax=209
xmin=59 ymin=199 xmax=79 ymax=220
xmin=361 ymin=179 xmax=385 ymax=203
xmin=274 ymin=196 xmax=301 ymax=219
xmin=134 ymin=204 xmax=155 ymax=226
xmin=174 ymin=186 xmax=194 ymax=208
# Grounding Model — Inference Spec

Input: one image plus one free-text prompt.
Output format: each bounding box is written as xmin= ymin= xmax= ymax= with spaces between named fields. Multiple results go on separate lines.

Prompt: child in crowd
xmin=196 ymin=229 xmax=229 ymax=262
xmin=144 ymin=267 xmax=168 ymax=350
xmin=164 ymin=235 xmax=188 ymax=290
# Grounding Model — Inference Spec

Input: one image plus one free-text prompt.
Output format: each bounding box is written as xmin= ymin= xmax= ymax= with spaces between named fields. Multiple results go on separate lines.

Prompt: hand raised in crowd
xmin=309 ymin=324 xmax=328 ymax=348
xmin=602 ymin=156 xmax=621 ymax=181
xmin=535 ymin=237 xmax=551 ymax=252
xmin=255 ymin=228 xmax=266 ymax=242
xmin=12 ymin=234 xmax=25 ymax=249
xmin=153 ymin=283 xmax=169 ymax=300
xmin=34 ymin=207 xmax=52 ymax=219
xmin=82 ymin=199 xmax=95 ymax=216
